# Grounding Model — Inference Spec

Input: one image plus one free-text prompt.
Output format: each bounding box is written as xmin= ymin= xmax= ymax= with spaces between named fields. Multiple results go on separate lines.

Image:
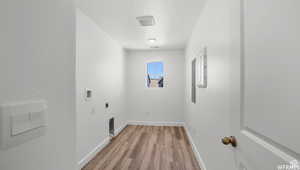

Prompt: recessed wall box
xmin=0 ymin=100 xmax=47 ymax=149
xmin=85 ymin=89 xmax=92 ymax=101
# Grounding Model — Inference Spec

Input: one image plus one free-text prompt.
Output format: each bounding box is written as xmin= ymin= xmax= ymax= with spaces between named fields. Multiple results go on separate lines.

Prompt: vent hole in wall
xmin=109 ymin=117 xmax=114 ymax=137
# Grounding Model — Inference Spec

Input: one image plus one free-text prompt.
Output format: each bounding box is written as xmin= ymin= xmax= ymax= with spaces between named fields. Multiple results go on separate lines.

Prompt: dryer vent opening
xmin=109 ymin=117 xmax=114 ymax=137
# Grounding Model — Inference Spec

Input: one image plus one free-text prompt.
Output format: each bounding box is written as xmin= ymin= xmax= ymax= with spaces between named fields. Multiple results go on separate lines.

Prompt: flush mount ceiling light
xmin=136 ymin=16 xmax=156 ymax=26
xmin=148 ymin=38 xmax=157 ymax=43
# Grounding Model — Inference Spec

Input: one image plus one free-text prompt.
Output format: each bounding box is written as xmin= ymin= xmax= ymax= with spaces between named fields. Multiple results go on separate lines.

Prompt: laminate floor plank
xmin=82 ymin=125 xmax=201 ymax=170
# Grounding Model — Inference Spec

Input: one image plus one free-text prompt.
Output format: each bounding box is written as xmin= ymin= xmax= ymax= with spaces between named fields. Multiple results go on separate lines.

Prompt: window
xmin=147 ymin=61 xmax=164 ymax=88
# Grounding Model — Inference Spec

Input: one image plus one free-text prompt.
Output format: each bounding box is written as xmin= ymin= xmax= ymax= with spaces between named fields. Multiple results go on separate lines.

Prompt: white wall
xmin=76 ymin=9 xmax=127 ymax=166
xmin=126 ymin=50 xmax=185 ymax=123
xmin=184 ymin=0 xmax=238 ymax=169
xmin=0 ymin=0 xmax=76 ymax=170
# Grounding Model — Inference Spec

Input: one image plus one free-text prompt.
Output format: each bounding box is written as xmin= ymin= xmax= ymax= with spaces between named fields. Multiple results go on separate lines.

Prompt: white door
xmin=229 ymin=0 xmax=300 ymax=170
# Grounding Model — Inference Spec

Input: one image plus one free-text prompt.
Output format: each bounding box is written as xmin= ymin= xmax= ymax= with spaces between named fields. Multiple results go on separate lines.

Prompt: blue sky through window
xmin=147 ymin=62 xmax=163 ymax=79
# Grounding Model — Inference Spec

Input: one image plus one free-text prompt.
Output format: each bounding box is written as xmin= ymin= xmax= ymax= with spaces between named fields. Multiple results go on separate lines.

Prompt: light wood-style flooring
xmin=82 ymin=125 xmax=201 ymax=170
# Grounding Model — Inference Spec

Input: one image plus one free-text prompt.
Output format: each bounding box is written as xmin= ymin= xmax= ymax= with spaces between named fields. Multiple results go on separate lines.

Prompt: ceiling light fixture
xmin=136 ymin=16 xmax=156 ymax=26
xmin=148 ymin=38 xmax=157 ymax=43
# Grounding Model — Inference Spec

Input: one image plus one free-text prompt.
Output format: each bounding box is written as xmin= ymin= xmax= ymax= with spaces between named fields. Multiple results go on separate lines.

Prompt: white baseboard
xmin=114 ymin=122 xmax=128 ymax=136
xmin=77 ymin=122 xmax=127 ymax=169
xmin=183 ymin=124 xmax=207 ymax=170
xmin=128 ymin=121 xmax=184 ymax=127
xmin=78 ymin=137 xmax=110 ymax=169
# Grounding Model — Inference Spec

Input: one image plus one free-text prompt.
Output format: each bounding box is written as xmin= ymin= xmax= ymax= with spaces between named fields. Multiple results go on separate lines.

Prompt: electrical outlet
xmin=105 ymin=102 xmax=109 ymax=108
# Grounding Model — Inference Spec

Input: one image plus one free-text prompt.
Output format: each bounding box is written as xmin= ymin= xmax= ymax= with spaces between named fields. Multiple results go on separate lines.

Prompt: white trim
xmin=183 ymin=124 xmax=207 ymax=170
xmin=78 ymin=137 xmax=110 ymax=169
xmin=241 ymin=129 xmax=296 ymax=162
xmin=114 ymin=123 xmax=128 ymax=137
xmin=77 ymin=123 xmax=127 ymax=169
xmin=128 ymin=121 xmax=184 ymax=127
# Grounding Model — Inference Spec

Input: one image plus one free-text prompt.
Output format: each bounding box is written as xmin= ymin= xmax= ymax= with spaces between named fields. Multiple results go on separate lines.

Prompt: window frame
xmin=145 ymin=60 xmax=165 ymax=89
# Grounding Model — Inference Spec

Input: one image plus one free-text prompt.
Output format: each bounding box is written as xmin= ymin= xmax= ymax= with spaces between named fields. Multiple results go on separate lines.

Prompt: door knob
xmin=222 ymin=136 xmax=237 ymax=147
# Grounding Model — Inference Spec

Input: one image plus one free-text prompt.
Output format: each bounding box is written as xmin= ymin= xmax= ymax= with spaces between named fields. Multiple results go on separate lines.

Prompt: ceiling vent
xmin=136 ymin=16 xmax=156 ymax=26
xmin=150 ymin=46 xmax=159 ymax=49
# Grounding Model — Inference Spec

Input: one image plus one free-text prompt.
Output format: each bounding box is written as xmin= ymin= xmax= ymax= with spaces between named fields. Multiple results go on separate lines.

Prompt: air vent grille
xmin=136 ymin=16 xmax=156 ymax=26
